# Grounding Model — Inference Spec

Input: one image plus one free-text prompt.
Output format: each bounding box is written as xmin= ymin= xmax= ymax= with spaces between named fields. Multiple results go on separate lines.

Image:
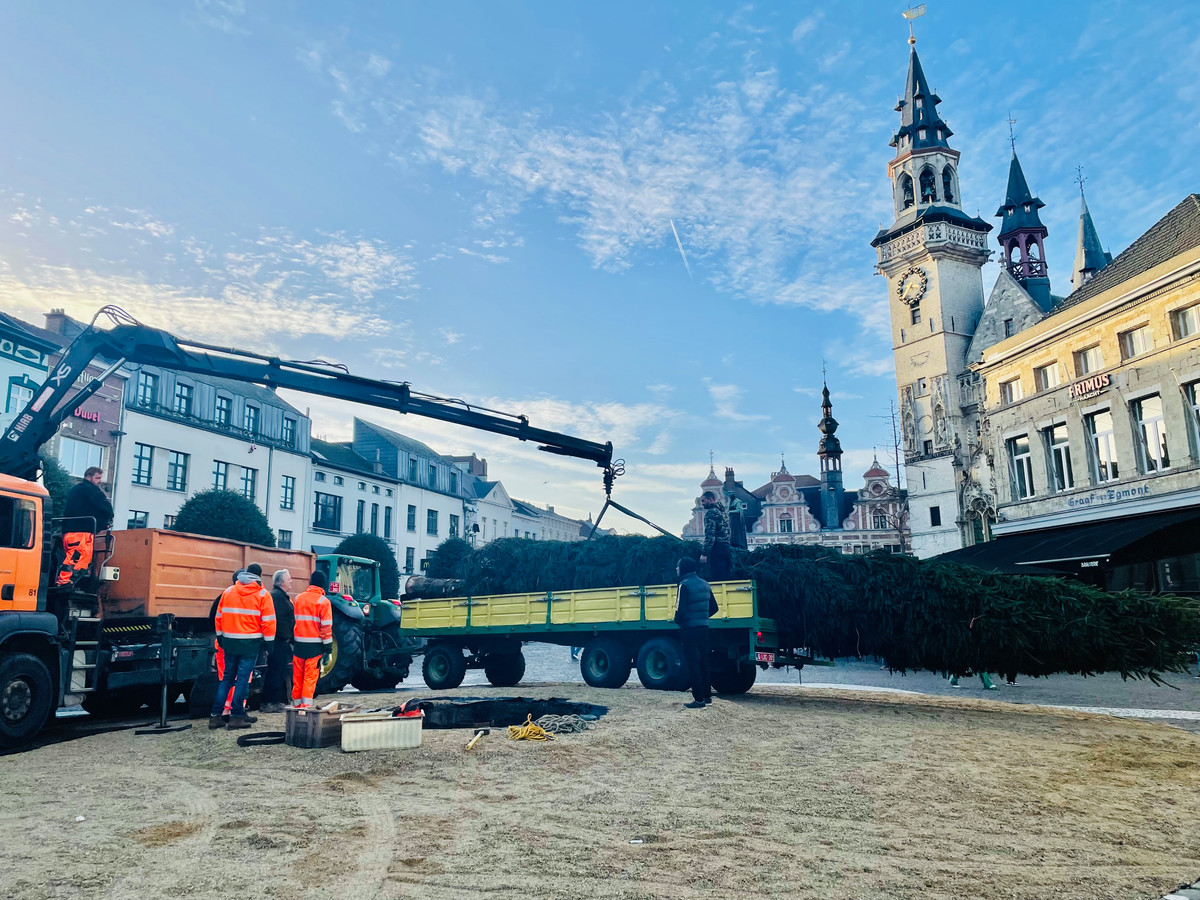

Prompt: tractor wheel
xmin=710 ymin=662 xmax=757 ymax=695
xmin=422 ymin=644 xmax=466 ymax=690
xmin=580 ymin=637 xmax=632 ymax=689
xmin=0 ymin=653 xmax=54 ymax=749
xmin=483 ymin=651 xmax=526 ymax=687
xmin=636 ymin=637 xmax=687 ymax=691
xmin=350 ymin=670 xmax=404 ymax=692
xmin=316 ymin=609 xmax=364 ymax=695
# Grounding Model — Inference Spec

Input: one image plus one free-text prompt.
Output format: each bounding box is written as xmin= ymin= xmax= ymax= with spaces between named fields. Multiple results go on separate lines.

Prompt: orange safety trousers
xmin=292 ymin=656 xmax=320 ymax=705
xmin=214 ymin=644 xmax=234 ymax=714
xmin=55 ymin=532 xmax=94 ymax=586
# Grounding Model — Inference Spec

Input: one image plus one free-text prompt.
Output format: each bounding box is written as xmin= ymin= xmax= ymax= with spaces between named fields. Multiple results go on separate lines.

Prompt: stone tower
xmin=871 ymin=38 xmax=992 ymax=557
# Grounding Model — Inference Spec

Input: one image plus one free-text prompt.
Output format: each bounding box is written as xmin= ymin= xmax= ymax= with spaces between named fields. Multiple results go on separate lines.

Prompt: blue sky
xmin=1 ymin=2 xmax=1197 ymax=534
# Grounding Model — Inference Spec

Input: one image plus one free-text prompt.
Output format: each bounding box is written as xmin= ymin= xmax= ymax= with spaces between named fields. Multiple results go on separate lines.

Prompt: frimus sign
xmin=1068 ymin=373 xmax=1111 ymax=400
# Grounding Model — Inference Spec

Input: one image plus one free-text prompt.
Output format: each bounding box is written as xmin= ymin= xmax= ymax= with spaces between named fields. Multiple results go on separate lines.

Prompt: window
xmin=370 ymin=503 xmax=379 ymax=535
xmin=216 ymin=395 xmax=232 ymax=426
xmin=899 ymin=173 xmax=914 ymax=210
xmin=426 ymin=509 xmax=438 ymax=536
xmin=244 ymin=405 xmax=259 ymax=434
xmin=132 ymin=443 xmax=153 ymax=486
xmin=450 ymin=471 xmax=458 ymax=494
xmin=407 ymin=505 xmax=416 ymax=532
xmin=333 ymin=476 xmax=344 ymax=486
xmin=280 ymin=475 xmax=295 ymax=510
xmin=1172 ymin=303 xmax=1200 ymax=340
xmin=241 ymin=467 xmax=257 ymax=502
xmin=1119 ymin=325 xmax=1153 ymax=361
xmin=1006 ymin=435 xmax=1034 ymax=499
xmin=915 ymin=377 xmax=928 ymax=397
xmin=173 ymin=382 xmax=193 ymax=416
xmin=384 ymin=506 xmax=393 ymax=539
xmin=282 ymin=417 xmax=296 ymax=447
xmin=1043 ymin=424 xmax=1074 ymax=492
xmin=779 ymin=517 xmax=793 ymax=534
xmin=212 ymin=460 xmax=228 ymax=491
xmin=1000 ymin=378 xmax=1023 ymax=406
xmin=127 ymin=510 xmax=148 ymax=529
xmin=873 ymin=514 xmax=888 ymax=530
xmin=163 ymin=514 xmax=176 ymax=529
xmin=1132 ymin=394 xmax=1170 ymax=472
xmin=356 ymin=499 xmax=365 ymax=533
xmin=923 ymin=440 xmax=933 ymax=455
xmin=358 ymin=481 xmax=366 ymax=491
xmin=1186 ymin=382 xmax=1200 ymax=448
xmin=428 ymin=463 xmax=437 ymax=487
xmin=449 ymin=514 xmax=459 ymax=537
xmin=59 ymin=437 xmax=103 ymax=477
xmin=1086 ymin=410 xmax=1120 ymax=482
xmin=407 ymin=458 xmax=418 ymax=481
xmin=1074 ymin=345 xmax=1104 ymax=377
xmin=314 ymin=492 xmax=342 ymax=531
xmin=910 ymin=306 xmax=921 ymax=325
xmin=1034 ymin=363 xmax=1060 ymax=392
xmin=372 ymin=485 xmax=380 ymax=494
xmin=7 ymin=382 xmax=33 ymax=415
xmin=405 ymin=547 xmax=415 ymax=574
xmin=0 ymin=497 xmax=36 ymax=549
xmin=167 ymin=451 xmax=189 ymax=492
xmin=135 ymin=371 xmax=157 ymax=407
xmin=919 ymin=167 xmax=937 ymax=203
xmin=314 ymin=471 xmax=326 ymax=483
xmin=930 ymin=506 xmax=942 ymax=527
xmin=278 ymin=530 xmax=292 ymax=550
xmin=385 ymin=489 xmax=393 ymax=498
xmin=1004 ymin=319 xmax=1015 ymax=338
xmin=941 ymin=166 xmax=955 ymax=203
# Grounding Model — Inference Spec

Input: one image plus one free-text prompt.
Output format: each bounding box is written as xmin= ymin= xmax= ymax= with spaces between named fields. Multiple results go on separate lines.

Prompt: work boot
xmin=208 ymin=715 xmax=225 ymax=729
xmin=684 ymin=700 xmax=707 ymax=709
xmin=226 ymin=716 xmax=253 ymax=730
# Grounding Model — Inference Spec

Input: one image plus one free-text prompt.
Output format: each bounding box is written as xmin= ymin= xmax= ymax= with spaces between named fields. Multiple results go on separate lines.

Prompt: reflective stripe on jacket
xmin=215 ymin=581 xmax=277 ymax=656
xmin=292 ymin=585 xmax=334 ymax=660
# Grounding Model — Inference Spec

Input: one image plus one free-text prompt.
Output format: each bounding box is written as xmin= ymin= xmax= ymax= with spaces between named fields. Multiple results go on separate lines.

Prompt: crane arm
xmin=1 ymin=312 xmax=615 ymax=487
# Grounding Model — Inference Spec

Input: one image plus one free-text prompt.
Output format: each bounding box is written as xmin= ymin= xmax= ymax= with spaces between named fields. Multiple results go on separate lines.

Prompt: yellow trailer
xmin=400 ymin=580 xmax=792 ymax=694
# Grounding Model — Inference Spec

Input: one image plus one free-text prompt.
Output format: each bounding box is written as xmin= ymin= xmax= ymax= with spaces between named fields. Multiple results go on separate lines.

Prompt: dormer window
xmin=918 ymin=128 xmax=927 ymax=140
xmin=915 ymin=98 xmax=923 ymax=109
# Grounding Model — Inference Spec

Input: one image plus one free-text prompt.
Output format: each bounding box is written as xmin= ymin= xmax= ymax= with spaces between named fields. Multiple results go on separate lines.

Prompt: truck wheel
xmin=711 ymin=662 xmax=757 ymax=695
xmin=422 ymin=644 xmax=466 ymax=690
xmin=483 ymin=652 xmax=525 ymax=687
xmin=580 ymin=637 xmax=632 ymax=688
xmin=82 ymin=687 xmax=157 ymax=718
xmin=636 ymin=637 xmax=687 ymax=691
xmin=316 ymin=609 xmax=364 ymax=695
xmin=0 ymin=653 xmax=54 ymax=749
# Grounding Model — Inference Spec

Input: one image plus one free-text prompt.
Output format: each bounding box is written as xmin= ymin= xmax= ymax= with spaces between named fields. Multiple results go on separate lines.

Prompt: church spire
xmin=995 ymin=149 xmax=1051 ymax=309
xmin=1072 ymin=183 xmax=1111 ymax=291
xmin=890 ymin=49 xmax=953 ymax=155
xmin=816 ymin=380 xmax=844 ymax=530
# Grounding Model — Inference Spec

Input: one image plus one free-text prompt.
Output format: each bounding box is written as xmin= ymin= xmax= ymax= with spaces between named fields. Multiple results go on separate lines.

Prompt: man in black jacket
xmin=261 ymin=568 xmax=296 ymax=713
xmin=55 ymin=466 xmax=113 ymax=586
xmin=674 ymin=557 xmax=715 ymax=709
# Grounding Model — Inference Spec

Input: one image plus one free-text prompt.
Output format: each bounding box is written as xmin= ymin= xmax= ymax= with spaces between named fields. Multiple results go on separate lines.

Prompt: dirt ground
xmin=3 ymin=684 xmax=1200 ymax=900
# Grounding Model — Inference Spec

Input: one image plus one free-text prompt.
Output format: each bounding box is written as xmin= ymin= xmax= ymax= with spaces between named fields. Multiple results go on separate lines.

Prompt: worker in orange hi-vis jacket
xmin=209 ymin=568 xmax=276 ymax=730
xmin=291 ymin=570 xmax=334 ymax=708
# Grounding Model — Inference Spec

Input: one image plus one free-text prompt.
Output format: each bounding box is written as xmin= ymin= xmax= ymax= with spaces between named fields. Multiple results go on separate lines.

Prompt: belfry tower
xmin=816 ymin=381 xmax=844 ymax=529
xmin=996 ymin=151 xmax=1052 ymax=309
xmin=871 ymin=32 xmax=992 ymax=557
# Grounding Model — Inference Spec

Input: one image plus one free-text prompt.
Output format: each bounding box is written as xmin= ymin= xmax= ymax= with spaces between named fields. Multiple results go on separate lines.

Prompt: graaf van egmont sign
xmin=1068 ymin=372 xmax=1111 ymax=400
xmin=1067 ymin=484 xmax=1151 ymax=508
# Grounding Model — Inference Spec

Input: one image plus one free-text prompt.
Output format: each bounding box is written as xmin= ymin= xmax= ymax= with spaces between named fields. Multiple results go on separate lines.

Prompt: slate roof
xmin=0 ymin=312 xmax=61 ymax=351
xmin=995 ymin=152 xmax=1047 ymax=236
xmin=354 ymin=417 xmax=446 ymax=462
xmin=1072 ymin=193 xmax=1112 ymax=285
xmin=311 ymin=438 xmax=384 ymax=478
xmin=891 ymin=49 xmax=953 ymax=153
xmin=510 ymin=498 xmax=542 ymax=518
xmin=1057 ymin=193 xmax=1200 ymax=311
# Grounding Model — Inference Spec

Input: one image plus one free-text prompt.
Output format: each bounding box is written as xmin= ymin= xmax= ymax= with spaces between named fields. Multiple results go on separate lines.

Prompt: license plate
xmin=755 ymin=652 xmax=775 ymax=663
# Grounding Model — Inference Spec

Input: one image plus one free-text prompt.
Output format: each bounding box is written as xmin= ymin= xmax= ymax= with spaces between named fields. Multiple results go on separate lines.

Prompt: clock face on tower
xmin=897 ymin=266 xmax=928 ymax=307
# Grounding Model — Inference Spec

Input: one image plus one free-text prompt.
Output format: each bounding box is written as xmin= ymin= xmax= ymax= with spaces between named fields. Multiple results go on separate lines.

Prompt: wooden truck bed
xmin=102 ymin=528 xmax=315 ymax=620
xmin=399 ymin=579 xmax=760 ymax=636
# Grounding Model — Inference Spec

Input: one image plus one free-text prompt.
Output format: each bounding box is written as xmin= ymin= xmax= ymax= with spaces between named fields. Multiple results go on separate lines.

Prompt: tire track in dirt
xmin=349 ymin=790 xmax=398 ymax=899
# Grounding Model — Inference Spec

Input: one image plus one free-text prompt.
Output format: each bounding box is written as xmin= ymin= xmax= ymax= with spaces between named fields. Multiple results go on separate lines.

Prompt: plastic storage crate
xmin=285 ymin=704 xmax=360 ymax=749
xmin=340 ymin=711 xmax=424 ymax=752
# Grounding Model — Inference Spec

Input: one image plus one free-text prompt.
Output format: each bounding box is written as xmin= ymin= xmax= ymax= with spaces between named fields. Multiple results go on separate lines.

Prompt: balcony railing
xmin=129 ymin=399 xmax=298 ymax=452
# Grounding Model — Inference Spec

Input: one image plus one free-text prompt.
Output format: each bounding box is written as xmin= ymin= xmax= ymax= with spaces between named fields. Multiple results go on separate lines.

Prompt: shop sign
xmin=1066 ymin=484 xmax=1151 ymax=508
xmin=1068 ymin=373 xmax=1111 ymax=400
xmin=73 ymin=407 xmax=100 ymax=422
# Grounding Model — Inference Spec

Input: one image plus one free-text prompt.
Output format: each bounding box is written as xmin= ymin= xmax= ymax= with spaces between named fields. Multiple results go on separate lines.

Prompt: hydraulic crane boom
xmin=0 ymin=307 xmax=615 ymax=487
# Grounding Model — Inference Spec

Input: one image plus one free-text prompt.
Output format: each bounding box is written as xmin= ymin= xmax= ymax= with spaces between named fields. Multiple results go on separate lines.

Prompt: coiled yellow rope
xmin=507 ymin=713 xmax=555 ymax=741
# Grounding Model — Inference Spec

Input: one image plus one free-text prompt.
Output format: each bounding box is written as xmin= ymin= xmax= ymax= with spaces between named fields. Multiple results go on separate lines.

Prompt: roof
xmin=1072 ymin=192 xmax=1112 ymax=287
xmin=183 ymin=370 xmax=303 ymax=415
xmin=995 ymin=152 xmax=1047 ymax=236
xmin=1057 ymin=193 xmax=1200 ymax=311
xmin=890 ymin=49 xmax=953 ymax=153
xmin=311 ymin=438 xmax=387 ymax=478
xmin=0 ymin=312 xmax=61 ymax=351
xmin=354 ymin=417 xmax=446 ymax=462
xmin=872 ymin=203 xmax=991 ymax=247
xmin=511 ymin=498 xmax=542 ymax=518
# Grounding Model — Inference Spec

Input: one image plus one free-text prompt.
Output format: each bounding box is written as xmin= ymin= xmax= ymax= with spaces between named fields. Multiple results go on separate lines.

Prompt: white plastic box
xmin=340 ymin=711 xmax=424 ymax=752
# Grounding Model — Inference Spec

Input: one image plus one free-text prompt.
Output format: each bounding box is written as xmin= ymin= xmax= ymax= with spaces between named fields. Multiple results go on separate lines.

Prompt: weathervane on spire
xmin=902 ymin=5 xmax=926 ymax=46
xmin=1007 ymin=114 xmax=1018 ymax=152
xmin=1074 ymin=165 xmax=1087 ymax=196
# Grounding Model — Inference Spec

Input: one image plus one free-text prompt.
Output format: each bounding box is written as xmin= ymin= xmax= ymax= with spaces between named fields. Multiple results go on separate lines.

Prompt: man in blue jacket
xmin=674 ymin=557 xmax=715 ymax=709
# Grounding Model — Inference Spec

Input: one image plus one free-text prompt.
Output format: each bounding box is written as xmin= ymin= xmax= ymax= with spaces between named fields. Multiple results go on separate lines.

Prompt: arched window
xmin=899 ymin=173 xmax=915 ymax=210
xmin=1027 ymin=237 xmax=1041 ymax=260
xmin=1007 ymin=243 xmax=1020 ymax=266
xmin=941 ymin=166 xmax=955 ymax=203
xmin=919 ymin=168 xmax=937 ymax=203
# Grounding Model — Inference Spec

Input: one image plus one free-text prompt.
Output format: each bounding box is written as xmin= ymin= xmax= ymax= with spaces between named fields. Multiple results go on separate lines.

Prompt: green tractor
xmin=314 ymin=554 xmax=422 ymax=694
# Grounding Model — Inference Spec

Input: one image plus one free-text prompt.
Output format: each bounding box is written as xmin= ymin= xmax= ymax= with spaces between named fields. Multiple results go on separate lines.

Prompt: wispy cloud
xmin=705 ymin=381 xmax=768 ymax=422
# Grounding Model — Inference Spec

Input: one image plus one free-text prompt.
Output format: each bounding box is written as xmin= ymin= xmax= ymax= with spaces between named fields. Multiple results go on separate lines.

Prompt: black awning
xmin=934 ymin=508 xmax=1200 ymax=573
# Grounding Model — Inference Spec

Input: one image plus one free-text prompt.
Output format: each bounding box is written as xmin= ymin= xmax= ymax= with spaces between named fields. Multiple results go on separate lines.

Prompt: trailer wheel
xmin=0 ymin=653 xmax=54 ymax=749
xmin=580 ymin=637 xmax=632 ymax=688
xmin=422 ymin=644 xmax=466 ymax=690
xmin=636 ymin=637 xmax=687 ymax=691
xmin=483 ymin=651 xmax=525 ymax=687
xmin=711 ymin=662 xmax=757 ymax=695
xmin=316 ymin=609 xmax=364 ymax=695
